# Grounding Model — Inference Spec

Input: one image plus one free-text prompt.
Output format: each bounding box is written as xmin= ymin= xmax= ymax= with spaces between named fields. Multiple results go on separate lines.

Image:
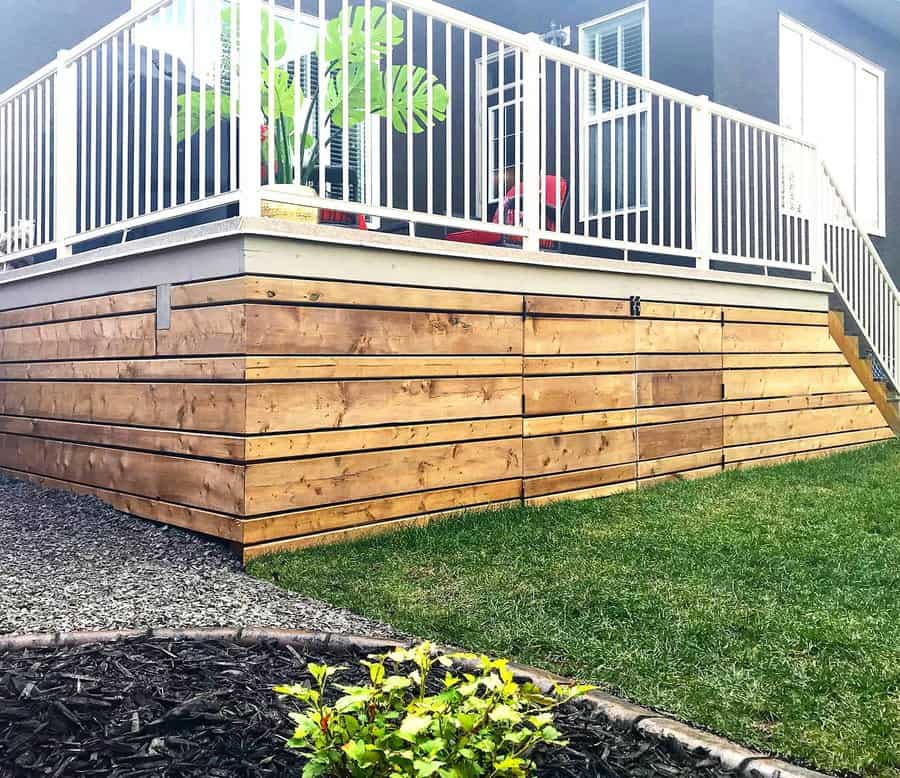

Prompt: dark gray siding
xmin=0 ymin=0 xmax=129 ymax=92
xmin=712 ymin=0 xmax=900 ymax=277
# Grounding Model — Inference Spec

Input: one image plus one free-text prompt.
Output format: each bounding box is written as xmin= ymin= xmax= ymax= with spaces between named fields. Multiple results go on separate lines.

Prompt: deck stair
xmin=829 ymin=309 xmax=900 ymax=434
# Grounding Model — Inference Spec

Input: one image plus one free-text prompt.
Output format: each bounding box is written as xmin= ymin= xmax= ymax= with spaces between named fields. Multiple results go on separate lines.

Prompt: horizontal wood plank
xmin=0 ymin=416 xmax=245 ymax=460
xmin=525 ymin=317 xmax=635 ymax=356
xmin=639 ymin=465 xmax=723 ymax=488
xmin=636 ymin=371 xmax=723 ymax=407
xmin=525 ymin=296 xmax=630 ymax=317
xmin=524 ymin=374 xmax=635 ymax=416
xmin=723 ymin=307 xmax=828 ymax=326
xmin=640 ymin=302 xmax=722 ymax=321
xmin=246 ymin=418 xmax=522 ymax=460
xmin=635 ymin=354 xmax=724 ymax=371
xmin=0 ymin=314 xmax=157 ymax=362
xmin=725 ymin=427 xmax=894 ymax=463
xmin=723 ymin=323 xmax=839 ymax=353
xmin=523 ymin=409 xmax=636 ymax=437
xmin=637 ymin=449 xmax=723 ymax=478
xmin=246 ymin=305 xmax=523 ymax=356
xmin=0 ymin=466 xmax=243 ymax=541
xmin=245 ymin=356 xmax=522 ymax=380
xmin=723 ymin=353 xmax=847 ymax=369
xmin=523 ymin=428 xmax=636 ymax=477
xmin=724 ymin=405 xmax=887 ymax=446
xmin=0 ymin=289 xmax=156 ymax=329
xmin=523 ymin=356 xmax=635 ymax=376
xmin=638 ymin=419 xmax=724 ymax=460
xmin=173 ymin=276 xmax=523 ymax=313
xmin=242 ymin=501 xmax=521 ymax=561
xmin=246 ymin=377 xmax=522 ymax=433
xmin=524 ymin=463 xmax=635 ymax=498
xmin=525 ymin=480 xmax=635 ymax=507
xmin=0 ymin=358 xmax=247 ymax=381
xmin=723 ymin=367 xmax=863 ymax=400
xmin=635 ymin=320 xmax=722 ymax=353
xmin=0 ymin=382 xmax=246 ymax=433
xmin=245 ymin=438 xmax=523 ymax=514
xmin=0 ymin=433 xmax=244 ymax=514
xmin=241 ymin=480 xmax=522 ymax=544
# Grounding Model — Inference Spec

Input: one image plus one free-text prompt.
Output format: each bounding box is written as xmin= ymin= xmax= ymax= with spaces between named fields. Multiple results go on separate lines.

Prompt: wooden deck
xmin=0 ymin=226 xmax=892 ymax=562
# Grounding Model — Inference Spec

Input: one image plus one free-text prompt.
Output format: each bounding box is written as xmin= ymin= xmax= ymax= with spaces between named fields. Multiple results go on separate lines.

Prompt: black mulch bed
xmin=1 ymin=638 xmax=744 ymax=778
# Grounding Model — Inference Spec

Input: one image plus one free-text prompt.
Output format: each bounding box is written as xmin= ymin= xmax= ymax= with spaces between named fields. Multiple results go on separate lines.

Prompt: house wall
xmin=0 ymin=0 xmax=129 ymax=92
xmin=711 ymin=0 xmax=900 ymax=278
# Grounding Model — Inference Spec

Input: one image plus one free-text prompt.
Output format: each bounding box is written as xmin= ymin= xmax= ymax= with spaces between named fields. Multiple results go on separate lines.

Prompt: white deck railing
xmin=1 ymin=0 xmax=898 ymax=387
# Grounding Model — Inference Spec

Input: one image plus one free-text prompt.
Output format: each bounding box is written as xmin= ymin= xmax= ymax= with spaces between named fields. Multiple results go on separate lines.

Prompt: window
xmin=475 ymin=50 xmax=525 ymax=215
xmin=779 ymin=15 xmax=885 ymax=235
xmin=578 ymin=3 xmax=649 ymax=218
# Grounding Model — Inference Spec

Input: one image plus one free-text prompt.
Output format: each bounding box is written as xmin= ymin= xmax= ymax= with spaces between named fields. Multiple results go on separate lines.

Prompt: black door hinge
xmin=630 ymin=296 xmax=641 ymax=317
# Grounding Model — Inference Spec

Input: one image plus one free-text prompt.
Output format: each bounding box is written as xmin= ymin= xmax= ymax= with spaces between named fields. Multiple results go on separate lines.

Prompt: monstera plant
xmin=177 ymin=4 xmax=448 ymax=187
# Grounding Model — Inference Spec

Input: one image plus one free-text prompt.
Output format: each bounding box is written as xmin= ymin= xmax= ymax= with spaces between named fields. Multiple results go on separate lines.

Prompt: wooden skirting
xmin=0 ymin=273 xmax=893 ymax=562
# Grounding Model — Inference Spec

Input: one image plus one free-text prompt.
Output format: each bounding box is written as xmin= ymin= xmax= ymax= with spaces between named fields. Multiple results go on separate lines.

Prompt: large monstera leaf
xmin=378 ymin=65 xmax=449 ymax=134
xmin=325 ymin=62 xmax=386 ymax=129
xmin=324 ymin=6 xmax=403 ymax=65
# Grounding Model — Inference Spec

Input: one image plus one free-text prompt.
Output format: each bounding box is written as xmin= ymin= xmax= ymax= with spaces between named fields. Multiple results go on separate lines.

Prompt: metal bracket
xmin=629 ymin=296 xmax=641 ymax=317
xmin=156 ymin=284 xmax=171 ymax=331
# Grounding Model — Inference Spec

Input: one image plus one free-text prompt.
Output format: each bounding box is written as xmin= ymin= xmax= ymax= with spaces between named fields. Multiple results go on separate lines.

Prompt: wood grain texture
xmin=0 ymin=289 xmax=156 ymax=329
xmin=523 ymin=409 xmax=636 ymax=437
xmin=635 ymin=320 xmax=722 ymax=353
xmin=0 ymin=358 xmax=247 ymax=381
xmin=524 ymin=463 xmax=636 ymax=498
xmin=245 ymin=438 xmax=523 ymax=515
xmin=725 ymin=427 xmax=894 ymax=463
xmin=241 ymin=480 xmax=522 ymax=544
xmin=1 ymin=274 xmax=893 ymax=555
xmin=525 ymin=480 xmax=635 ymax=507
xmin=0 ymin=382 xmax=247 ymax=433
xmin=724 ymin=405 xmax=887 ymax=446
xmin=524 ymin=374 xmax=635 ymax=416
xmin=0 ymin=466 xmax=243 ymax=541
xmin=638 ymin=419 xmax=724 ymax=460
xmin=245 ymin=356 xmax=522 ymax=380
xmin=722 ymin=307 xmax=828 ymax=326
xmin=0 ymin=416 xmax=244 ymax=460
xmin=246 ymin=419 xmax=522 ymax=460
xmin=523 ymin=428 xmax=636 ymax=477
xmin=241 ymin=501 xmax=521 ymax=561
xmin=523 ymin=356 xmax=635 ymax=375
xmin=0 ymin=314 xmax=156 ymax=362
xmin=246 ymin=305 xmax=522 ymax=356
xmin=636 ymin=371 xmax=723 ymax=407
xmin=723 ymin=367 xmax=863 ymax=400
xmin=173 ymin=276 xmax=523 ymax=314
xmin=246 ymin=377 xmax=522 ymax=433
xmin=525 ymin=317 xmax=635 ymax=356
xmin=0 ymin=433 xmax=244 ymax=514
xmin=722 ymin=323 xmax=839 ymax=353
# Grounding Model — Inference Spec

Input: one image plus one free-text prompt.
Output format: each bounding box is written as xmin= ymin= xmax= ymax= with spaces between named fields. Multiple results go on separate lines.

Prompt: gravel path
xmin=0 ymin=474 xmax=395 ymax=638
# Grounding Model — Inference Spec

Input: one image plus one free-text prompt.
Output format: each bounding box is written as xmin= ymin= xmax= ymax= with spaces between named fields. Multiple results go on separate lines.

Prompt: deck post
xmin=808 ymin=148 xmax=824 ymax=282
xmin=53 ymin=51 xmax=77 ymax=259
xmin=522 ymin=34 xmax=542 ymax=253
xmin=238 ymin=0 xmax=263 ymax=218
xmin=692 ymin=95 xmax=713 ymax=271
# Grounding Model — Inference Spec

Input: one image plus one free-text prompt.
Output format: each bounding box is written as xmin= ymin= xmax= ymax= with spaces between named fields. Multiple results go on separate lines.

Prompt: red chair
xmin=446 ymin=175 xmax=569 ymax=249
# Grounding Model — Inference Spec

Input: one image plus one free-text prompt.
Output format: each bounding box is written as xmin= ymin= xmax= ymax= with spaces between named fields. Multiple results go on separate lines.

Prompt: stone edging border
xmin=0 ymin=627 xmax=829 ymax=778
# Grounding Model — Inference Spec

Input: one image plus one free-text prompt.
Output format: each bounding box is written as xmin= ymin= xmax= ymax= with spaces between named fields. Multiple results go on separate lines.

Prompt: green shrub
xmin=274 ymin=642 xmax=595 ymax=778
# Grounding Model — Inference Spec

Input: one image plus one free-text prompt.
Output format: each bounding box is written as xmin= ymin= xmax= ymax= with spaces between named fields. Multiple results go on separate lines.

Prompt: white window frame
xmin=577 ymin=2 xmax=650 ymax=220
xmin=779 ymin=14 xmax=886 ymax=236
xmin=475 ymin=49 xmax=528 ymax=219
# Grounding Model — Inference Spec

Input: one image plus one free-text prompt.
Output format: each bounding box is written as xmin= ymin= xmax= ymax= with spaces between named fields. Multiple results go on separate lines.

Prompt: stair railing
xmin=819 ymin=159 xmax=900 ymax=389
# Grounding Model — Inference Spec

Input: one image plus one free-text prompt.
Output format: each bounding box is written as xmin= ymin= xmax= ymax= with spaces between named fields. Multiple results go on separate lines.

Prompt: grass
xmin=250 ymin=441 xmax=900 ymax=777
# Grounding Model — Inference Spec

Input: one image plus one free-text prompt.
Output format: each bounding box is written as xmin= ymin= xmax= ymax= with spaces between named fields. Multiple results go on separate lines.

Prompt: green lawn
xmin=250 ymin=441 xmax=900 ymax=777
